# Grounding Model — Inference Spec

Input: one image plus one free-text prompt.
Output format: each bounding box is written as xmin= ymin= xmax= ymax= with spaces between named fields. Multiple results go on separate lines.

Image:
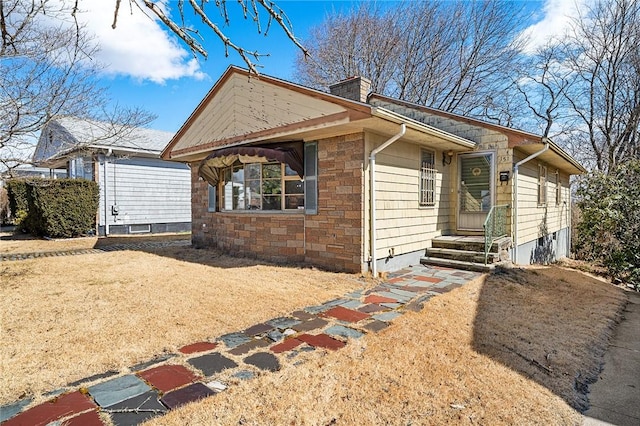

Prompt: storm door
xmin=458 ymin=152 xmax=494 ymax=230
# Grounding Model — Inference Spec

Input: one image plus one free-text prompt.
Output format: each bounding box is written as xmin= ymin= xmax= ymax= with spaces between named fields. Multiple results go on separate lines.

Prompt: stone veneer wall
xmin=190 ymin=133 xmax=365 ymax=273
xmin=305 ymin=133 xmax=365 ymax=272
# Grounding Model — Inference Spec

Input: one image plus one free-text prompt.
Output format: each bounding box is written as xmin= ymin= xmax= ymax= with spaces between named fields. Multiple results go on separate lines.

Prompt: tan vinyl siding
xmin=514 ymin=150 xmax=571 ymax=245
xmin=367 ymin=136 xmax=452 ymax=260
xmin=171 ymin=73 xmax=346 ymax=153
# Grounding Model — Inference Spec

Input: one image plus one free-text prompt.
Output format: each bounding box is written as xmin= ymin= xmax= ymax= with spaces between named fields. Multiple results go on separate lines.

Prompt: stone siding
xmin=190 ymin=133 xmax=365 ymax=272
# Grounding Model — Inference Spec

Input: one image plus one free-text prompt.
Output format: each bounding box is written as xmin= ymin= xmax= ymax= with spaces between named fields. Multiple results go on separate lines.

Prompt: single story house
xmin=34 ymin=117 xmax=191 ymax=236
xmin=162 ymin=66 xmax=585 ymax=274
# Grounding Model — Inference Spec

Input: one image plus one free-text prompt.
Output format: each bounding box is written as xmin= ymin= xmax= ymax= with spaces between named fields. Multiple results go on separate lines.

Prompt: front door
xmin=458 ymin=152 xmax=494 ymax=231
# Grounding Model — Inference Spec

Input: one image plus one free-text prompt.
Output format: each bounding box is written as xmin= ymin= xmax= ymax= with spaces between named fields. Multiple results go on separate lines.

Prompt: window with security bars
xmin=538 ymin=164 xmax=547 ymax=206
xmin=420 ymin=149 xmax=436 ymax=206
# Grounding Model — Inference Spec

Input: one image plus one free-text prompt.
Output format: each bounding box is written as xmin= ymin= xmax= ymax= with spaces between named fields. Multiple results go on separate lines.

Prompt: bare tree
xmin=514 ymin=43 xmax=574 ymax=138
xmin=0 ymin=0 xmax=153 ymax=175
xmin=562 ymin=0 xmax=640 ymax=173
xmin=113 ymin=0 xmax=308 ymax=74
xmin=295 ymin=1 xmax=527 ymax=122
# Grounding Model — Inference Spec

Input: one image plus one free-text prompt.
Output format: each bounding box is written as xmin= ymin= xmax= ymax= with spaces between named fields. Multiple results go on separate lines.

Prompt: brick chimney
xmin=329 ymin=76 xmax=371 ymax=103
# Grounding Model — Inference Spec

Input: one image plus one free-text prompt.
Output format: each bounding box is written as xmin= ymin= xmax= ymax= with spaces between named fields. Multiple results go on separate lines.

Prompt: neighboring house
xmin=34 ymin=117 xmax=191 ymax=236
xmin=162 ymin=66 xmax=585 ymax=274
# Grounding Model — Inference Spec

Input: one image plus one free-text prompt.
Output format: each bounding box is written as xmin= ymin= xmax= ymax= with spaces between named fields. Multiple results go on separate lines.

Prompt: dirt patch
xmin=0 ymin=247 xmax=368 ymax=404
xmin=144 ymin=266 xmax=624 ymax=426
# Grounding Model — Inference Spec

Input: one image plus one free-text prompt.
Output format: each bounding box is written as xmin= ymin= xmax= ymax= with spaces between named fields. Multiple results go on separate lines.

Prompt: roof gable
xmin=163 ymin=66 xmax=372 ymax=160
xmin=33 ymin=117 xmax=174 ymax=164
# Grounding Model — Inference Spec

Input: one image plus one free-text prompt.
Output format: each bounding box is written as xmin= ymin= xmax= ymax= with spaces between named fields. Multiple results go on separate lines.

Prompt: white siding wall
xmin=514 ymin=150 xmax=571 ymax=245
xmin=97 ymin=157 xmax=191 ymax=227
xmin=368 ymin=136 xmax=452 ymax=260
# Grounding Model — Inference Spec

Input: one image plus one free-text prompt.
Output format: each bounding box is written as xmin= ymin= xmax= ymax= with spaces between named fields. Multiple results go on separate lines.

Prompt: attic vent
xmin=129 ymin=224 xmax=151 ymax=234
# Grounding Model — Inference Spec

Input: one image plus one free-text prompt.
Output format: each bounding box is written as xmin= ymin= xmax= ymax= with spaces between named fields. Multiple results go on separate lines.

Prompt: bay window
xmin=221 ymin=162 xmax=304 ymax=211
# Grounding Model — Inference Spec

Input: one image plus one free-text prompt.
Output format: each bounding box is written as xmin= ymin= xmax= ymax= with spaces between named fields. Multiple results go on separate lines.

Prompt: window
xmin=69 ymin=156 xmax=93 ymax=180
xmin=555 ymin=170 xmax=561 ymax=206
xmin=420 ymin=149 xmax=436 ymax=206
xmin=538 ymin=164 xmax=547 ymax=206
xmin=208 ymin=184 xmax=216 ymax=212
xmin=221 ymin=162 xmax=304 ymax=211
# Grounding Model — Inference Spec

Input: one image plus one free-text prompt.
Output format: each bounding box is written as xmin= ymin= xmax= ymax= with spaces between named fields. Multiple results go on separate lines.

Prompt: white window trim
xmin=420 ymin=149 xmax=436 ymax=207
xmin=538 ymin=163 xmax=548 ymax=206
xmin=555 ymin=170 xmax=561 ymax=206
xmin=207 ymin=184 xmax=216 ymax=212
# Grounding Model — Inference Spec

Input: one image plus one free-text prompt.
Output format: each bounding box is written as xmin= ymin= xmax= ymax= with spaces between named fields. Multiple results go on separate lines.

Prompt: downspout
xmin=512 ymin=140 xmax=549 ymax=263
xmin=370 ymin=124 xmax=406 ymax=277
xmin=103 ymin=149 xmax=112 ymax=236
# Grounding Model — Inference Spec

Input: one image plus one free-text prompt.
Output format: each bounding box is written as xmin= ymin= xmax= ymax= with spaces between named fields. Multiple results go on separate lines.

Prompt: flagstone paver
xmin=338 ymin=300 xmax=363 ymax=309
xmin=160 ymin=383 xmax=216 ymax=410
xmin=233 ymin=370 xmax=255 ymax=380
xmin=130 ymin=354 xmax=176 ymax=372
xmin=3 ymin=391 xmax=96 ymax=426
xmin=363 ymin=294 xmax=398 ymax=304
xmin=178 ymin=342 xmax=218 ymax=354
xmin=137 ymin=364 xmax=200 ymax=393
xmin=63 ymin=409 xmax=104 ymax=426
xmin=266 ymin=317 xmax=302 ymax=330
xmin=1 ymin=264 xmax=481 ymax=425
xmin=373 ymin=311 xmax=403 ymax=322
xmin=297 ymin=333 xmax=346 ymax=350
xmin=187 ymin=353 xmax=238 ymax=377
xmin=325 ymin=325 xmax=364 ymax=339
xmin=88 ymin=375 xmax=151 ymax=408
xmin=291 ymin=310 xmax=315 ymax=321
xmin=218 ymin=332 xmax=252 ymax=349
xmin=0 ymin=399 xmax=32 ymax=423
xmin=363 ymin=320 xmax=390 ymax=333
xmin=270 ymin=338 xmax=303 ymax=354
xmin=105 ymin=390 xmax=166 ymax=426
xmin=67 ymin=370 xmax=119 ymax=387
xmin=244 ymin=352 xmax=281 ymax=372
xmin=322 ymin=306 xmax=370 ymax=323
xmin=228 ymin=338 xmax=271 ymax=356
xmin=358 ymin=303 xmax=387 ymax=313
xmin=292 ymin=317 xmax=328 ymax=332
xmin=266 ymin=330 xmax=284 ymax=342
xmin=243 ymin=323 xmax=274 ymax=336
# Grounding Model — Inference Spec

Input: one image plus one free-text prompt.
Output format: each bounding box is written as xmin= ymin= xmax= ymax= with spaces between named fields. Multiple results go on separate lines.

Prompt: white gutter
xmin=370 ymin=124 xmax=406 ymax=277
xmin=512 ymin=140 xmax=549 ymax=263
xmin=371 ymin=108 xmax=475 ymax=149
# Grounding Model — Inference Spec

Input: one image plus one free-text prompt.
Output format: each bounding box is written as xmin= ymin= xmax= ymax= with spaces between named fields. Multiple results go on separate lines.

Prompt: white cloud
xmin=520 ymin=0 xmax=588 ymax=53
xmin=75 ymin=1 xmax=205 ymax=83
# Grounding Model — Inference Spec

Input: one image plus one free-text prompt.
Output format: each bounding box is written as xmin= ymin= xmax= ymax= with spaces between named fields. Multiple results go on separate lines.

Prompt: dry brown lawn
xmin=144 ymin=266 xmax=625 ymax=426
xmin=0 ymin=231 xmax=189 ymax=254
xmin=0 ymin=231 xmax=627 ymax=424
xmin=0 ymin=244 xmax=368 ymax=404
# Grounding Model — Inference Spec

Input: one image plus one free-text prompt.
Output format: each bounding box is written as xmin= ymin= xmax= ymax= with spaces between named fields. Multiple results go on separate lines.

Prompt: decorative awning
xmin=198 ymin=145 xmax=304 ymax=185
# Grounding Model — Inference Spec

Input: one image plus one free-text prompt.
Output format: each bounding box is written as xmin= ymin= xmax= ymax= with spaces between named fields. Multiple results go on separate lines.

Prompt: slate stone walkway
xmin=0 ymin=265 xmax=482 ymax=426
xmin=0 ymin=239 xmax=191 ymax=262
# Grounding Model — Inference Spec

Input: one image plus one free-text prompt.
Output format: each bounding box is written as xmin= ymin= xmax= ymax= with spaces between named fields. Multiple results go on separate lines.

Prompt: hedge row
xmin=6 ymin=178 xmax=99 ymax=238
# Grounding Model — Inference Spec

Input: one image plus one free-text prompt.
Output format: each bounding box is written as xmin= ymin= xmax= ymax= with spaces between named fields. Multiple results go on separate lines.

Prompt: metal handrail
xmin=483 ymin=204 xmax=510 ymax=264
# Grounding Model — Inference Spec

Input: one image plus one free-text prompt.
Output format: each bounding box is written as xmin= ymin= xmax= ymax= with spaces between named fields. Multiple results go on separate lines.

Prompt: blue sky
xmin=79 ymin=0 xmax=585 ymax=133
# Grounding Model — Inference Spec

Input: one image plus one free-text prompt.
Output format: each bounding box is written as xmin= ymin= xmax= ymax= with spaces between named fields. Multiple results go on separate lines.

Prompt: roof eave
xmin=371 ymin=107 xmax=476 ymax=149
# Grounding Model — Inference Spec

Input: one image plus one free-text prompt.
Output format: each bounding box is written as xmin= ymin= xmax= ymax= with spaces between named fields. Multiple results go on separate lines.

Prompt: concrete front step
xmin=420 ymin=256 xmax=495 ymax=273
xmin=426 ymin=247 xmax=498 ymax=264
xmin=431 ymin=236 xmax=511 ymax=253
